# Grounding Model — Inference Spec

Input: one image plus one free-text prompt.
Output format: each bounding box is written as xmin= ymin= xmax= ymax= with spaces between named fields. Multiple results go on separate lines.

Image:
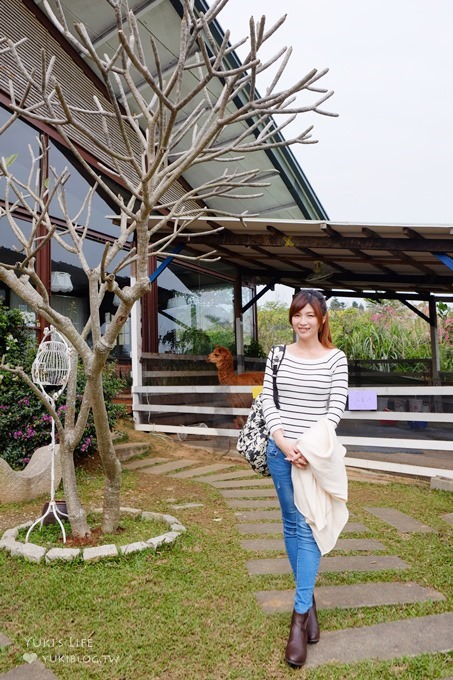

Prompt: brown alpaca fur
xmin=207 ymin=346 xmax=264 ymax=385
xmin=207 ymin=346 xmax=264 ymax=427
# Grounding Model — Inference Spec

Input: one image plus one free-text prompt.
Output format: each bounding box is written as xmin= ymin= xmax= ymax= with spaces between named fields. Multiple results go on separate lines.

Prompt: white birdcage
xmin=26 ymin=326 xmax=71 ymax=543
xmin=31 ymin=330 xmax=71 ymax=397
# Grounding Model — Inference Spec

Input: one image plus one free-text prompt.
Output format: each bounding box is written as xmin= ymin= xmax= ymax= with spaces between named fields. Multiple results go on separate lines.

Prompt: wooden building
xmin=1 ymin=1 xmax=452 ymax=455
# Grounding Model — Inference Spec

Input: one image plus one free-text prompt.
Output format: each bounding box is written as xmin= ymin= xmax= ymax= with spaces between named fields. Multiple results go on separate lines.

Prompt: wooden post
xmin=234 ymin=276 xmax=244 ymax=373
xmin=429 ymin=297 xmax=441 ymax=386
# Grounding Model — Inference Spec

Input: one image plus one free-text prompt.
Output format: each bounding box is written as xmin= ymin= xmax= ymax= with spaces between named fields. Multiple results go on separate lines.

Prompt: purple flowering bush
xmin=0 ymin=395 xmax=54 ymax=468
xmin=0 ymin=363 xmax=127 ymax=470
xmin=0 ymin=303 xmax=127 ymax=469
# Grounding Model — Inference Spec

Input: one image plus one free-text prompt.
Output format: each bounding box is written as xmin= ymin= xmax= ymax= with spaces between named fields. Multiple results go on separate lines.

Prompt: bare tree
xmin=0 ymin=0 xmax=335 ymax=536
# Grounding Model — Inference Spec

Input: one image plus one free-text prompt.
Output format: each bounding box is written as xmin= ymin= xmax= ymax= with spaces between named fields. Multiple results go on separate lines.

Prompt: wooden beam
xmin=182 ymin=233 xmax=453 ymax=252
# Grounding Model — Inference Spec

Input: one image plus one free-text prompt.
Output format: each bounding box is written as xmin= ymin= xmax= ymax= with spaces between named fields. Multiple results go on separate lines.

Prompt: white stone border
xmin=0 ymin=507 xmax=185 ymax=564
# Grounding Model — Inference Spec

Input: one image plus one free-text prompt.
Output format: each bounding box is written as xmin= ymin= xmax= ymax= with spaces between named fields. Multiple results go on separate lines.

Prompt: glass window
xmin=0 ymin=216 xmax=32 ymax=264
xmin=242 ymin=285 xmax=255 ymax=348
xmin=0 ymin=105 xmax=40 ymax=188
xmin=1 ymin=106 xmax=133 ymax=357
xmin=157 ymin=262 xmax=235 ymax=354
xmin=51 ymin=294 xmax=87 ymax=335
xmin=51 ymin=238 xmax=131 ymax=357
xmin=48 ymin=142 xmax=120 ymax=238
xmin=9 ymin=290 xmax=36 ymax=328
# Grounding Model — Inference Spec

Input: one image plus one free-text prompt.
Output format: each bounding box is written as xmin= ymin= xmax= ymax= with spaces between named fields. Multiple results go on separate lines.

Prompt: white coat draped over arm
xmin=291 ymin=418 xmax=349 ymax=555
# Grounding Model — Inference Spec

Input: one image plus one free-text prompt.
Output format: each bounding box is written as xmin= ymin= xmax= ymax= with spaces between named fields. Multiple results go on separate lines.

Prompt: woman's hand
xmin=291 ymin=454 xmax=308 ymax=469
xmin=272 ymin=430 xmax=308 ymax=467
xmin=286 ymin=445 xmax=308 ymax=468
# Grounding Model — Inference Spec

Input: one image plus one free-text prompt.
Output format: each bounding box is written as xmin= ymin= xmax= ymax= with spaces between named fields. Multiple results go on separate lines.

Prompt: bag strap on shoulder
xmin=270 ymin=344 xmax=285 ymax=409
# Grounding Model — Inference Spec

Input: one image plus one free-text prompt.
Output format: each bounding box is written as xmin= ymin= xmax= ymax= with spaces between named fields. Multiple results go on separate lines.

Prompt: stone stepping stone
xmin=246 ymin=554 xmax=409 ymax=576
xmin=114 ymin=442 xmax=150 ymax=461
xmin=431 ymin=477 xmax=453 ymax=492
xmin=210 ymin=478 xmax=274 ymax=488
xmin=197 ymin=470 xmax=258 ymax=483
xmin=220 ymin=488 xmax=277 ymax=498
xmin=123 ymin=457 xmax=169 ymax=470
xmin=241 ymin=538 xmax=386 ymax=553
xmin=304 ymin=612 xmax=453 ymax=669
xmin=320 ymin=554 xmax=410 ymax=574
xmin=235 ymin=509 xmax=282 ymax=521
xmin=442 ymin=512 xmax=453 ymax=525
xmin=171 ymin=502 xmax=204 ymax=510
xmin=341 ymin=521 xmax=368 ymax=533
xmin=235 ymin=510 xmax=369 ymax=534
xmin=235 ymin=521 xmax=369 ymax=537
xmin=140 ymin=460 xmax=200 ymax=475
xmin=226 ymin=499 xmax=280 ymax=509
xmin=365 ymin=507 xmax=435 ymax=533
xmin=0 ymin=633 xmax=11 ymax=647
xmin=169 ymin=463 xmax=235 ymax=479
xmin=255 ymin=582 xmax=445 ymax=614
xmin=0 ymin=661 xmax=59 ymax=679
xmin=237 ymin=522 xmax=282 ymax=535
xmin=333 ymin=538 xmax=387 ymax=552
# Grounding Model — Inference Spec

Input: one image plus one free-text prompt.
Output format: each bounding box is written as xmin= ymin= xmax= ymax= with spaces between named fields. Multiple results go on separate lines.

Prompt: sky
xmin=218 ymin=0 xmax=453 ymax=226
xmin=217 ymin=0 xmax=453 ymax=305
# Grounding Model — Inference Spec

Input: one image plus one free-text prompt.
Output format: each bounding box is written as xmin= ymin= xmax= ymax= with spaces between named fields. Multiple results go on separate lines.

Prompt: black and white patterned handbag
xmin=236 ymin=345 xmax=285 ymax=475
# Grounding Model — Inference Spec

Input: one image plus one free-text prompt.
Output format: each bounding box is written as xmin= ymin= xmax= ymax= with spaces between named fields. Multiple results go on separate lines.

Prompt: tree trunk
xmin=60 ymin=439 xmax=91 ymax=537
xmin=88 ymin=372 xmax=122 ymax=533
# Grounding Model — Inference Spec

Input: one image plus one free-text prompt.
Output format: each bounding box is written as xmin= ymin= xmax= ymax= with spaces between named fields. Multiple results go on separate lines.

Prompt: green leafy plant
xmin=0 ymin=304 xmax=127 ymax=468
xmin=0 ymin=391 xmax=56 ymax=469
xmin=244 ymin=339 xmax=266 ymax=358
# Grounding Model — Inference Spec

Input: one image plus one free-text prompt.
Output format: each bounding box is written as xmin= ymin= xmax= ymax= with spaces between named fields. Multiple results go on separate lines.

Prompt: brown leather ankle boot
xmin=307 ymin=596 xmax=320 ymax=644
xmin=285 ymin=610 xmax=309 ymax=667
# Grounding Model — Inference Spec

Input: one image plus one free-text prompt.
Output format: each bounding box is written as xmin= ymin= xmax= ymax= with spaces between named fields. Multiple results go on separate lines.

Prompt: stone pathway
xmin=133 ymin=454 xmax=450 ymax=671
xmin=240 ymin=537 xmax=387 ymax=552
xmin=2 ymin=453 xmax=451 ymax=677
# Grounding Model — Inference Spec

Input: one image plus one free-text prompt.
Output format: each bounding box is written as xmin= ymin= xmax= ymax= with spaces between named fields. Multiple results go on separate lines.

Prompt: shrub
xmin=244 ymin=339 xmax=266 ymax=357
xmin=0 ymin=391 xmax=53 ymax=468
xmin=0 ymin=303 xmax=127 ymax=469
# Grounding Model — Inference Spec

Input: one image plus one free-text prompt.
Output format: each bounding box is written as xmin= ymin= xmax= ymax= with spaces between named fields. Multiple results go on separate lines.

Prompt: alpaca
xmin=207 ymin=346 xmax=265 ymax=427
xmin=207 ymin=346 xmax=264 ymax=385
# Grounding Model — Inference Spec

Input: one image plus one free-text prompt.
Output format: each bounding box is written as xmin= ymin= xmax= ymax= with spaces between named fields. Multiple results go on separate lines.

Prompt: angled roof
xmin=21 ymin=0 xmax=453 ymax=300
xmin=31 ymin=0 xmax=327 ymax=221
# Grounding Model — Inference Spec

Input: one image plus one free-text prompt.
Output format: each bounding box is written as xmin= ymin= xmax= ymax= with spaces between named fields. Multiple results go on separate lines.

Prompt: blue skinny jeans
xmin=266 ymin=438 xmax=321 ymax=614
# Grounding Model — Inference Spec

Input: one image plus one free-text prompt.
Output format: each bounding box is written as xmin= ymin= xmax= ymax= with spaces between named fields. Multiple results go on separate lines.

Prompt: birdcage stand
xmin=25 ymin=326 xmax=71 ymax=544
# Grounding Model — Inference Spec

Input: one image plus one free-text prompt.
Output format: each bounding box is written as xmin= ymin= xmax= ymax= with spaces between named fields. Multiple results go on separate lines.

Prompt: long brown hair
xmin=289 ymin=290 xmax=335 ymax=348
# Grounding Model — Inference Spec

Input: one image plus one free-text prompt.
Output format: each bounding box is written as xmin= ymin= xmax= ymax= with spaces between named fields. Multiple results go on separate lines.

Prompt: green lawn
xmin=0 ymin=444 xmax=451 ymax=679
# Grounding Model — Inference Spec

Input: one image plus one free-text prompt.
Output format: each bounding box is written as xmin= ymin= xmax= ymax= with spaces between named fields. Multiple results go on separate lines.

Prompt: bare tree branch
xmin=0 ymin=0 xmax=337 ymax=536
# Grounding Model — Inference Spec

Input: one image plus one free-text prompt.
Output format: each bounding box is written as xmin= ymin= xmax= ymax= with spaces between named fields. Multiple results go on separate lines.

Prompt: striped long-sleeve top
xmin=262 ymin=346 xmax=348 ymax=440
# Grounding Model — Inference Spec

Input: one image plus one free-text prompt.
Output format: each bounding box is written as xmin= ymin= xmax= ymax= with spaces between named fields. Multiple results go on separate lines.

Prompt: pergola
xmin=146 ymin=214 xmax=453 ymax=383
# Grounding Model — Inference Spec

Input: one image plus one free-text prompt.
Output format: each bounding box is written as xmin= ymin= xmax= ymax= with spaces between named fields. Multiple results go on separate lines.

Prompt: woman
xmin=261 ymin=289 xmax=348 ymax=668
